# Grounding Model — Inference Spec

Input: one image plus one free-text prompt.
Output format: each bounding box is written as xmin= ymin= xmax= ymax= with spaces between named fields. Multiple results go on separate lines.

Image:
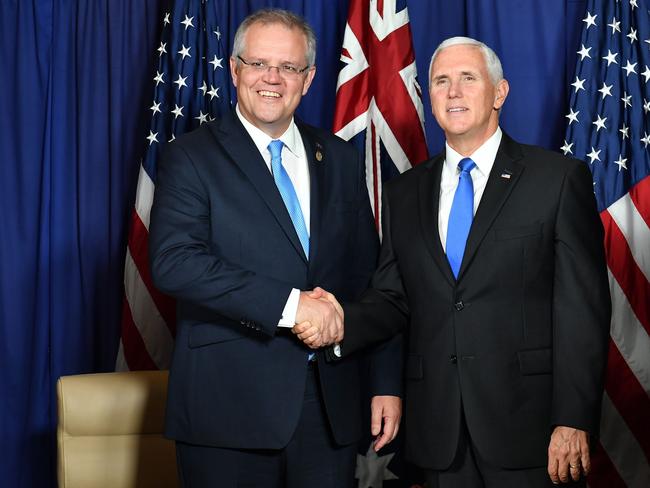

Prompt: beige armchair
xmin=57 ymin=370 xmax=179 ymax=488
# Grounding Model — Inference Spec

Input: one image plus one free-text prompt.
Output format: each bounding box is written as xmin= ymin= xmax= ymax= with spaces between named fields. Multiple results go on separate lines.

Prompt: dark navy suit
xmin=149 ymin=110 xmax=400 ymax=484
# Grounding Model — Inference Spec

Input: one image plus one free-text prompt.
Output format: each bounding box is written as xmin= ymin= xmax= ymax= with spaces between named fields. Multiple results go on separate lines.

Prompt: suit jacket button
xmin=454 ymin=301 xmax=464 ymax=311
xmin=450 ymin=355 xmax=458 ymax=364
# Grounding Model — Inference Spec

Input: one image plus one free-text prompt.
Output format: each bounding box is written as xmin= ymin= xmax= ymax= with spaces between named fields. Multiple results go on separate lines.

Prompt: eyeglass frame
xmin=236 ymin=56 xmax=311 ymax=77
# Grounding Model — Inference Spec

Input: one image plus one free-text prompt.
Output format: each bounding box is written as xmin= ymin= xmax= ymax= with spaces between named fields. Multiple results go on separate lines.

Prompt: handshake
xmin=291 ymin=287 xmax=343 ymax=349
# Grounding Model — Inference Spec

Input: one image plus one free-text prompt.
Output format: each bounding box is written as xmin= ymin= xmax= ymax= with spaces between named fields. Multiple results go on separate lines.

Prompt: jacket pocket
xmin=406 ymin=354 xmax=423 ymax=380
xmin=517 ymin=347 xmax=552 ymax=375
xmin=188 ymin=323 xmax=245 ymax=348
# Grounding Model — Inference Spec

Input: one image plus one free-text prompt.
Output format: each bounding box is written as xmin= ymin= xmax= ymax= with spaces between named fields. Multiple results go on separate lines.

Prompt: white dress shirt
xmin=235 ymin=105 xmax=310 ymax=327
xmin=438 ymin=127 xmax=502 ymax=250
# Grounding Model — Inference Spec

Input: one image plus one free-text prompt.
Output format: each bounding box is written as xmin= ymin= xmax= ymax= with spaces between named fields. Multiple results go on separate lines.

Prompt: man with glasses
xmin=149 ymin=8 xmax=402 ymax=487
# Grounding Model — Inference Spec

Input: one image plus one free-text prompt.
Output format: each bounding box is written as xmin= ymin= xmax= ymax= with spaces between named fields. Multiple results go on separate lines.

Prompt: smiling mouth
xmin=447 ymin=107 xmax=467 ymax=113
xmin=258 ymin=90 xmax=281 ymax=98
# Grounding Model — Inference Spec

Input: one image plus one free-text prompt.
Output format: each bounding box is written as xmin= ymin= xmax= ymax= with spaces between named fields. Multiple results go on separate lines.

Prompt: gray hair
xmin=232 ymin=8 xmax=316 ymax=67
xmin=428 ymin=36 xmax=504 ymax=85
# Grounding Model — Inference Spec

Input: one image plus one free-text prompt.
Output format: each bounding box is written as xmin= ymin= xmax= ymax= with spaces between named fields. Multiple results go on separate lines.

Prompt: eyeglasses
xmin=237 ymin=56 xmax=310 ymax=77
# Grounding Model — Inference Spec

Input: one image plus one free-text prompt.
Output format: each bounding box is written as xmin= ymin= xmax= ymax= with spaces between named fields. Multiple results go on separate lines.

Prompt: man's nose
xmin=262 ymin=65 xmax=282 ymax=83
xmin=448 ymin=80 xmax=461 ymax=97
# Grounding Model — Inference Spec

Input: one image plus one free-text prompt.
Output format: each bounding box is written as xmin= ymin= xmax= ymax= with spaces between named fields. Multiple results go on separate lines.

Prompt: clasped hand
xmin=292 ymin=287 xmax=342 ymax=349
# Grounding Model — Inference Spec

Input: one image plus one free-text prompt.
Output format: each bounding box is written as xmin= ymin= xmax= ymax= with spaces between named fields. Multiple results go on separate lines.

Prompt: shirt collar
xmin=444 ymin=127 xmax=503 ymax=177
xmin=235 ymin=104 xmax=300 ymax=157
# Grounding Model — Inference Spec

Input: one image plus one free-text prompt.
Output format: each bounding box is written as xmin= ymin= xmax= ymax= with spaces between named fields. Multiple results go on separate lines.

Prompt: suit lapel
xmin=418 ymin=155 xmax=456 ymax=286
xmin=457 ymin=134 xmax=525 ymax=280
xmin=209 ymin=111 xmax=307 ymax=263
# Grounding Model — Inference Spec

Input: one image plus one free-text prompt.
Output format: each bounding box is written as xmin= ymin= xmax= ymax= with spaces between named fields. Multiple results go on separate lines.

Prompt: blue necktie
xmin=268 ymin=140 xmax=310 ymax=258
xmin=446 ymin=157 xmax=476 ymax=278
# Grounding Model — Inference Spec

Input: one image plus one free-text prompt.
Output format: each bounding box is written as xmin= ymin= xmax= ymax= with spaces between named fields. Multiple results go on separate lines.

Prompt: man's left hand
xmin=370 ymin=395 xmax=402 ymax=451
xmin=547 ymin=426 xmax=590 ymax=484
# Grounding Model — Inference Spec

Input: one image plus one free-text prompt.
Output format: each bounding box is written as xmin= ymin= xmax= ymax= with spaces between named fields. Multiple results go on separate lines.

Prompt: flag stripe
xmin=629 ymin=175 xmax=650 ymax=231
xmin=609 ymin=272 xmax=650 ymax=394
xmin=134 ymin=164 xmax=155 ymax=231
xmin=608 ymin=189 xmax=650 ymax=281
xmin=587 ymin=442 xmax=626 ymax=488
xmin=598 ymin=391 xmax=650 ymax=487
xmin=127 ymin=210 xmax=176 ymax=330
xmin=601 ymin=211 xmax=650 ymax=335
xmin=120 ymin=295 xmax=158 ymax=370
xmin=604 ymin=340 xmax=650 ymax=458
xmin=123 ymin=249 xmax=174 ymax=369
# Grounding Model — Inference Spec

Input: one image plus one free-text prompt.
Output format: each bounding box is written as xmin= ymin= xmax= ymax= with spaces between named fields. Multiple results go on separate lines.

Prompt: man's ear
xmin=230 ymin=56 xmax=239 ymax=87
xmin=494 ymin=78 xmax=509 ymax=110
xmin=301 ymin=66 xmax=317 ymax=96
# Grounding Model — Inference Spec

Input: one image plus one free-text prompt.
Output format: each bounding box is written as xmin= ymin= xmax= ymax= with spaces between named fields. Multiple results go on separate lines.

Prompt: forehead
xmin=243 ymin=22 xmax=307 ymax=57
xmin=431 ymin=44 xmax=487 ymax=76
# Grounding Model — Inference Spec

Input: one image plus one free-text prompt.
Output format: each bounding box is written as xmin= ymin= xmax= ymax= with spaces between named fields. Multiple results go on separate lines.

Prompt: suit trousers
xmin=175 ymin=363 xmax=357 ymax=488
xmin=425 ymin=413 xmax=587 ymax=488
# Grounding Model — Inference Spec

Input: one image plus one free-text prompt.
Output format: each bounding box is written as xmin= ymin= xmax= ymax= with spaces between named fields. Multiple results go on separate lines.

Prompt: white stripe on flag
xmin=609 ymin=272 xmax=650 ymax=394
xmin=608 ymin=192 xmax=650 ymax=281
xmin=134 ymin=164 xmax=156 ymax=231
xmin=124 ymin=248 xmax=174 ymax=368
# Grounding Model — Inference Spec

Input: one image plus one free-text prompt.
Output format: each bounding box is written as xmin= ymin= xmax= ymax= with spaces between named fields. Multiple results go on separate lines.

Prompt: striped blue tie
xmin=446 ymin=157 xmax=476 ymax=278
xmin=268 ymin=140 xmax=309 ymax=258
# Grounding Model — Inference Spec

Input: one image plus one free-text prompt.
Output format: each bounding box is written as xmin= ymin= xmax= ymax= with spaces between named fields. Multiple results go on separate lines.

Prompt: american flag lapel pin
xmin=500 ymin=169 xmax=512 ymax=179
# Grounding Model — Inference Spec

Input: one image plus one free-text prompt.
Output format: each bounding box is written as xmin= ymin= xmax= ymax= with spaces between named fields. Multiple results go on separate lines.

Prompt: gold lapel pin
xmin=315 ymin=150 xmax=323 ymax=162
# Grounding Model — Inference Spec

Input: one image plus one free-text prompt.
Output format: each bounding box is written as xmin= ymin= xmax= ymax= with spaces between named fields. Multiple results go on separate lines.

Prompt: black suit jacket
xmin=150 ymin=111 xmax=401 ymax=449
xmin=343 ymin=133 xmax=611 ymax=469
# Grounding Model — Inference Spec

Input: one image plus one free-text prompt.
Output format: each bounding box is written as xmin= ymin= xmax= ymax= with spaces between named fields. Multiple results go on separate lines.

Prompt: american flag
xmin=333 ymin=1 xmax=427 ymax=486
xmin=116 ymin=0 xmax=231 ymax=370
xmin=333 ymin=0 xmax=428 ymax=232
xmin=563 ymin=1 xmax=650 ymax=486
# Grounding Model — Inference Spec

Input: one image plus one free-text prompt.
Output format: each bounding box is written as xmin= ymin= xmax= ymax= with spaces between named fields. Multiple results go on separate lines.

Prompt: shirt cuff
xmin=277 ymin=288 xmax=300 ymax=328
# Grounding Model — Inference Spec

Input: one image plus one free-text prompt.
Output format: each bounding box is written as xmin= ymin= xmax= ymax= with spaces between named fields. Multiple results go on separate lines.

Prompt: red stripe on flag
xmin=601 ymin=211 xmax=650 ymax=335
xmin=128 ymin=209 xmax=177 ymax=336
xmin=333 ymin=70 xmax=371 ymax=133
xmin=587 ymin=442 xmax=627 ymax=488
xmin=120 ymin=295 xmax=157 ymax=370
xmin=604 ymin=341 xmax=650 ymax=459
xmin=629 ymin=174 xmax=650 ymax=228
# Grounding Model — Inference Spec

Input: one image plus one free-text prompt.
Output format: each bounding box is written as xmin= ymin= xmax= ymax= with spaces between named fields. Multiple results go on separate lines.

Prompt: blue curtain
xmin=0 ymin=1 xmax=584 ymax=486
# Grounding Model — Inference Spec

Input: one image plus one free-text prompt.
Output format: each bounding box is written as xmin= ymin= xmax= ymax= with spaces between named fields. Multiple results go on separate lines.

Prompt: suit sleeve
xmin=149 ymin=142 xmax=292 ymax=336
xmin=551 ymin=161 xmax=611 ymax=436
xmin=342 ymin=184 xmax=410 ymax=357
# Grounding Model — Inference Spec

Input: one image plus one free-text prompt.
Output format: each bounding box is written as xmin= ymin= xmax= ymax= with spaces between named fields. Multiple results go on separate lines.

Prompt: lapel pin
xmin=315 ymin=143 xmax=323 ymax=162
xmin=500 ymin=169 xmax=512 ymax=179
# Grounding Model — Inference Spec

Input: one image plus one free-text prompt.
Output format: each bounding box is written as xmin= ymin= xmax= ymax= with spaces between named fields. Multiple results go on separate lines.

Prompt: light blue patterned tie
xmin=446 ymin=157 xmax=476 ymax=278
xmin=268 ymin=140 xmax=309 ymax=258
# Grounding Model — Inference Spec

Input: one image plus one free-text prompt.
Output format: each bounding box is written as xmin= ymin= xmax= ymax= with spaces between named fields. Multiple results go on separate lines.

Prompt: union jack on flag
xmin=333 ymin=0 xmax=428 ymax=231
xmin=563 ymin=1 xmax=650 ymax=486
xmin=117 ymin=0 xmax=232 ymax=371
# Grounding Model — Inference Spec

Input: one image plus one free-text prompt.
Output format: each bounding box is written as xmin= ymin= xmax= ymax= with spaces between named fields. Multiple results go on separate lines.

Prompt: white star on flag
xmin=209 ymin=55 xmax=223 ymax=70
xmin=181 ymin=15 xmax=194 ymax=30
xmin=571 ymin=76 xmax=586 ymax=93
xmin=566 ymin=108 xmax=580 ymax=124
xmin=583 ymin=11 xmax=598 ymax=29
